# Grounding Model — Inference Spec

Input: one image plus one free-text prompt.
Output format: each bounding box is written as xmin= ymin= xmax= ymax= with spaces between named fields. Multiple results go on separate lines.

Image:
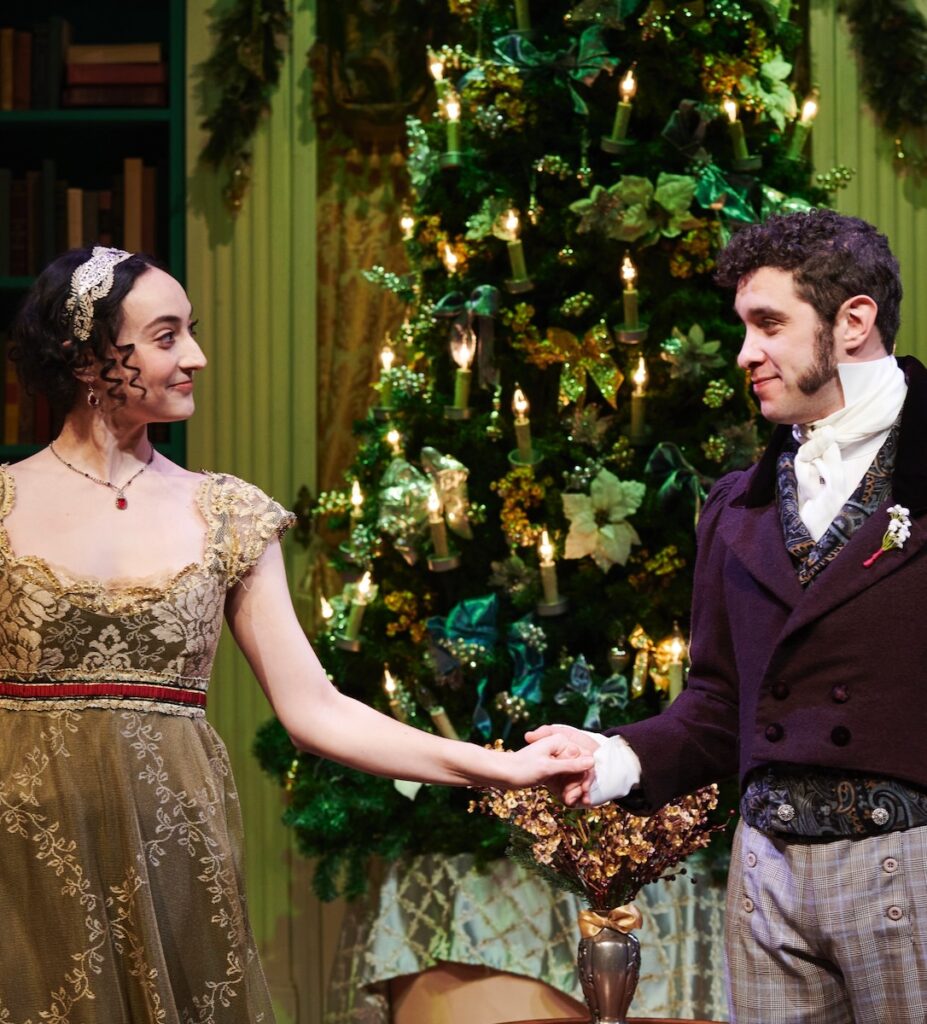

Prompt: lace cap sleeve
xmin=200 ymin=473 xmax=296 ymax=586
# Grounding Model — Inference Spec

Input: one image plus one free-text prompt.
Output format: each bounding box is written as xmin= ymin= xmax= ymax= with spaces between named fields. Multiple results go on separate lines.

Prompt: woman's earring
xmin=87 ymin=383 xmax=100 ymax=408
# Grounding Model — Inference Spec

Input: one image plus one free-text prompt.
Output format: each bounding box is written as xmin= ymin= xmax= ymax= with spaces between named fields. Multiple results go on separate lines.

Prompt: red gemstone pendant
xmin=115 ymin=495 xmax=128 ymax=510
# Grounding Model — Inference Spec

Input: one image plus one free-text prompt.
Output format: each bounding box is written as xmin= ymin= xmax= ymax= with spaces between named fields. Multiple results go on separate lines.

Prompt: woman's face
xmin=106 ymin=267 xmax=207 ymax=423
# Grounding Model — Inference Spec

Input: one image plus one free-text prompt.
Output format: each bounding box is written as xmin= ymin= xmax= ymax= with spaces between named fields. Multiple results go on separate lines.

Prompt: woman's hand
xmin=494 ymin=731 xmax=595 ymax=791
xmin=524 ymin=724 xmax=600 ymax=805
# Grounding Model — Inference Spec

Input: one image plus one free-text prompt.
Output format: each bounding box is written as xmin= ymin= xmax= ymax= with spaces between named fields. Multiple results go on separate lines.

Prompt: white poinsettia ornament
xmin=562 ymin=468 xmax=646 ymax=572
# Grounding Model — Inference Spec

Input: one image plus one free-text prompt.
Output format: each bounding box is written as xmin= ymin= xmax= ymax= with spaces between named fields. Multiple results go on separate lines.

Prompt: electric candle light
xmin=383 ymin=668 xmax=409 ymax=724
xmin=787 ymin=89 xmax=819 ymax=160
xmin=428 ymin=487 xmax=450 ymax=558
xmin=723 ymin=98 xmax=750 ymax=163
xmin=386 ymin=428 xmax=403 ymax=456
xmin=514 ymin=0 xmax=531 ymax=32
xmin=428 ymin=49 xmax=449 ymax=101
xmin=664 ymin=623 xmax=687 ymax=703
xmin=417 ymin=683 xmax=460 ymax=740
xmin=379 ymin=341 xmax=395 ymax=408
xmin=621 ymin=254 xmax=639 ymax=329
xmin=342 ymin=571 xmax=372 ymax=643
xmin=450 ymin=326 xmax=475 ymax=410
xmin=320 ymin=595 xmax=334 ymax=623
xmin=350 ymin=480 xmax=364 ymax=525
xmin=504 ymin=209 xmax=529 ymax=281
xmin=444 ymin=93 xmax=461 ymax=160
xmin=400 ymin=210 xmax=415 ymax=240
xmin=442 ymin=243 xmax=459 ymax=276
xmin=538 ymin=530 xmax=559 ymax=603
xmin=613 ymin=67 xmax=636 ymax=140
xmin=630 ymin=354 xmax=648 ymax=445
xmin=512 ymin=386 xmax=533 ymax=463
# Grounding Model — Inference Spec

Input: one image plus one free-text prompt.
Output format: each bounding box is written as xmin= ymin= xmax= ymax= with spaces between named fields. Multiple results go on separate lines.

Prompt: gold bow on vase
xmin=578 ymin=904 xmax=643 ymax=938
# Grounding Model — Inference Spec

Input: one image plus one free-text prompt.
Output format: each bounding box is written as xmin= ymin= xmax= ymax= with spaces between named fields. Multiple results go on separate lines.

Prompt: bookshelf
xmin=0 ymin=0 xmax=185 ymax=464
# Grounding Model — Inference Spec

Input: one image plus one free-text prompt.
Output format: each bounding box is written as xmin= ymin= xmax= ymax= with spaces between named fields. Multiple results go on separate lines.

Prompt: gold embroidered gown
xmin=0 ymin=469 xmax=294 ymax=1024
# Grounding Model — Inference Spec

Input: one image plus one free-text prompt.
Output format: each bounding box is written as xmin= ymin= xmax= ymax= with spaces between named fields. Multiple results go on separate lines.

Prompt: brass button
xmin=777 ymin=803 xmax=796 ymax=822
xmin=771 ymin=682 xmax=790 ymax=700
xmin=872 ymin=807 xmax=890 ymax=826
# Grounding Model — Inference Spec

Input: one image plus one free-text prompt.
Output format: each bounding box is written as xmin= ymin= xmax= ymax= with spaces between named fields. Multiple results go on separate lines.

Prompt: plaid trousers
xmin=725 ymin=821 xmax=927 ymax=1023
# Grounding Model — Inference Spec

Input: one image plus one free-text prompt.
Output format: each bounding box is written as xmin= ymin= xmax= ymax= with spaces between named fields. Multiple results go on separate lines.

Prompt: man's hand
xmin=525 ymin=724 xmax=599 ymax=806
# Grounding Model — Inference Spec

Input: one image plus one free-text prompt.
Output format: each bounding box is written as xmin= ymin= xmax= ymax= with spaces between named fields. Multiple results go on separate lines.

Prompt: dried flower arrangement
xmin=472 ymin=779 xmax=724 ymax=913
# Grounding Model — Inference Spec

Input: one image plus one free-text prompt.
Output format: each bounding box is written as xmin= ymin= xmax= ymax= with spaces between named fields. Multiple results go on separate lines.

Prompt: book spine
xmin=141 ymin=165 xmax=156 ymax=256
xmin=0 ymin=168 xmax=10 ymax=276
xmin=60 ymin=84 xmax=166 ymax=108
xmin=13 ymin=30 xmax=31 ymax=110
xmin=40 ymin=157 xmax=56 ymax=268
xmin=65 ymin=62 xmax=166 ymax=85
xmin=30 ymin=19 xmax=49 ymax=108
xmin=0 ymin=28 xmax=14 ymax=111
xmin=66 ymin=187 xmax=83 ymax=250
xmin=66 ymin=42 xmax=162 ymax=65
xmin=122 ymin=158 xmax=143 ymax=253
xmin=81 ymin=189 xmax=99 ymax=247
xmin=24 ymin=169 xmax=40 ymax=275
xmin=9 ymin=178 xmax=27 ymax=275
xmin=4 ymin=338 xmax=19 ymax=445
xmin=46 ymin=16 xmax=71 ymax=110
xmin=97 ymin=189 xmax=114 ymax=247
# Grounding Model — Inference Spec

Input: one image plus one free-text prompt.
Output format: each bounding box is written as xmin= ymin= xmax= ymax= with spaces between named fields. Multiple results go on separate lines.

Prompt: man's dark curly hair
xmin=10 ymin=247 xmax=157 ymax=415
xmin=714 ymin=210 xmax=902 ymax=353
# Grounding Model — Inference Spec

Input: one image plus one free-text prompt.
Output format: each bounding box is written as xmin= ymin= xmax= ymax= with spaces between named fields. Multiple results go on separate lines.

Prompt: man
xmin=529 ymin=210 xmax=927 ymax=1023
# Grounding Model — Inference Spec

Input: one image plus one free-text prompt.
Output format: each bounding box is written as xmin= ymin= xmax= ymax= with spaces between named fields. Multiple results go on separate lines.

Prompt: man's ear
xmin=835 ymin=294 xmax=881 ymax=358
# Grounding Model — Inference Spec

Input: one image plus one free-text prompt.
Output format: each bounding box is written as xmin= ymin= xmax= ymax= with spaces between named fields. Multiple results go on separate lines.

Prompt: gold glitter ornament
xmin=494 ymin=691 xmax=530 ymax=723
xmin=558 ymin=246 xmax=577 ymax=266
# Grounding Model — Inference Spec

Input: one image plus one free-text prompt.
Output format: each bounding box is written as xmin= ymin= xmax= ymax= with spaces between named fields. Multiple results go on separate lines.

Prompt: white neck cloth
xmin=792 ymin=356 xmax=906 ymax=541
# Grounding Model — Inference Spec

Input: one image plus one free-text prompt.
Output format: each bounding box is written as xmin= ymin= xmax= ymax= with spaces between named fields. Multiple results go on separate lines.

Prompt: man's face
xmin=735 ymin=266 xmax=843 ymax=425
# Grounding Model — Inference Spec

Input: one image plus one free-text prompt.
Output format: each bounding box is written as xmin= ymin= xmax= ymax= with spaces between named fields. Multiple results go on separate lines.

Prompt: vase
xmin=577 ymin=926 xmax=641 ymax=1023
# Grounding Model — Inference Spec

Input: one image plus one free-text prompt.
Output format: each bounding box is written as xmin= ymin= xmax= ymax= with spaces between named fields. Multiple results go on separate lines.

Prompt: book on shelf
xmin=65 ymin=61 xmax=166 ymax=86
xmin=66 ymin=42 xmax=162 ymax=65
xmin=66 ymin=186 xmax=83 ymax=250
xmin=61 ymin=83 xmax=166 ymax=108
xmin=9 ymin=178 xmax=27 ymax=275
xmin=13 ymin=29 xmax=31 ymax=110
xmin=0 ymin=168 xmax=10 ymax=276
xmin=123 ymin=157 xmax=143 ymax=254
xmin=4 ymin=338 xmax=18 ymax=446
xmin=0 ymin=27 xmax=14 ymax=111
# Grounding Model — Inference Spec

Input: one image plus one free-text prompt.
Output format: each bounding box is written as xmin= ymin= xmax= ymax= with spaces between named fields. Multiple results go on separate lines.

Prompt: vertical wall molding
xmin=186 ymin=3 xmax=344 ymax=1022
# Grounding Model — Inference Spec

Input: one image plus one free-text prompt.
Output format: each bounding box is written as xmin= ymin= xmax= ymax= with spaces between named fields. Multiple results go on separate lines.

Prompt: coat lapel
xmin=719 ymin=501 xmax=804 ymax=610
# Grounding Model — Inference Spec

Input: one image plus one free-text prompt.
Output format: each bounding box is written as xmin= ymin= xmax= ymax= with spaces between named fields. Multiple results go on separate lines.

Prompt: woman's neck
xmin=53 ymin=411 xmax=153 ymax=480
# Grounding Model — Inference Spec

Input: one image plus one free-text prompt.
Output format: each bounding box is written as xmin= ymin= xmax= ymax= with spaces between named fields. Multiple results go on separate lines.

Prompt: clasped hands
xmin=524 ymin=723 xmax=600 ymax=806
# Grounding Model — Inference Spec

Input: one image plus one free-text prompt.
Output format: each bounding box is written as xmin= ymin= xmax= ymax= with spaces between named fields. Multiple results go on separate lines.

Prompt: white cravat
xmin=793 ymin=357 xmax=906 ymax=541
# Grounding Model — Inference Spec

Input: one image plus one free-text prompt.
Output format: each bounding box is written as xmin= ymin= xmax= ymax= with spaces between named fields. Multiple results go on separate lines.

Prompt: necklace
xmin=49 ymin=443 xmax=155 ymax=510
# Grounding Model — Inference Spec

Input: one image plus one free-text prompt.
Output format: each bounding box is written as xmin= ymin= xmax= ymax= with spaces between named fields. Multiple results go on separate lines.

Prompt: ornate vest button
xmin=765 ymin=722 xmax=784 ymax=742
xmin=830 ymin=726 xmax=851 ymax=746
xmin=831 ymin=684 xmax=850 ymax=703
xmin=771 ymin=682 xmax=790 ymax=700
xmin=872 ymin=807 xmax=890 ymax=826
xmin=776 ymin=803 xmax=796 ymax=822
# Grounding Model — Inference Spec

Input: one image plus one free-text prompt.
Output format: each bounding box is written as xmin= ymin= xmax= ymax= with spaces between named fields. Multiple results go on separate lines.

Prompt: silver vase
xmin=577 ymin=927 xmax=641 ymax=1023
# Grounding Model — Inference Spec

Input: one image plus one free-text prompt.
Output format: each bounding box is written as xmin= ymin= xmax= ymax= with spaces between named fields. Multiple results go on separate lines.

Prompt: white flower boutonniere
xmin=863 ymin=504 xmax=911 ymax=568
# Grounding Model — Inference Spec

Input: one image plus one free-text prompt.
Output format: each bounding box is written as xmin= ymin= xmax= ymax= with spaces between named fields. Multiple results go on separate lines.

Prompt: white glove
xmin=586 ymin=733 xmax=642 ymax=805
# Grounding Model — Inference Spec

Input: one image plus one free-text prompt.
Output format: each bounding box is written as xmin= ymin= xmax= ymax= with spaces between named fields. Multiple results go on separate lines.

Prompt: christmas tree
xmin=256 ymin=0 xmax=836 ymax=901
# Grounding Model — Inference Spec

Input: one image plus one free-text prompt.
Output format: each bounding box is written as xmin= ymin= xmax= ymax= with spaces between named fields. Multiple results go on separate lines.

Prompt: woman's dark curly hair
xmin=10 ymin=246 xmax=157 ymax=414
xmin=715 ymin=210 xmax=902 ymax=353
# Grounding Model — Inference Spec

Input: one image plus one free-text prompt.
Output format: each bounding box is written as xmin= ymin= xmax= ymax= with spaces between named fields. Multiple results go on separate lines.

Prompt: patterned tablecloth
xmin=324 ymin=853 xmax=728 ymax=1023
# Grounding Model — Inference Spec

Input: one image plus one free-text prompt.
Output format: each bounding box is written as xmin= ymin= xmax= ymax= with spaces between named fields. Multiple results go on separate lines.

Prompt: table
xmin=500 ymin=1018 xmax=725 ymax=1023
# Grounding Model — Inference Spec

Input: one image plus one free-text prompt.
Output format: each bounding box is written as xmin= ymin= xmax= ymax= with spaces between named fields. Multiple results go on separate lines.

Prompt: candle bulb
xmin=538 ymin=529 xmax=560 ymax=605
xmin=428 ymin=487 xmax=449 ymax=558
xmin=450 ymin=326 xmax=475 ymax=410
xmin=350 ymin=480 xmax=364 ymax=526
xmin=400 ymin=211 xmax=415 ymax=240
xmin=621 ymin=253 xmax=639 ymax=329
xmin=379 ymin=341 xmax=395 ymax=408
xmin=611 ymin=66 xmax=637 ymax=142
xmin=504 ymin=209 xmax=529 ymax=281
xmin=787 ymin=89 xmax=819 ymax=160
xmin=320 ymin=595 xmax=334 ymax=623
xmin=512 ymin=386 xmax=533 ymax=463
xmin=665 ymin=623 xmax=687 ymax=703
xmin=383 ymin=668 xmax=409 ymax=724
xmin=417 ymin=683 xmax=460 ymax=740
xmin=514 ymin=0 xmax=531 ymax=31
xmin=428 ymin=49 xmax=449 ymax=101
xmin=386 ymin=428 xmax=403 ymax=456
xmin=443 ymin=243 xmax=459 ymax=276
xmin=723 ymin=98 xmax=750 ymax=163
xmin=445 ymin=94 xmax=461 ymax=155
xmin=630 ymin=355 xmax=648 ymax=444
xmin=343 ymin=571 xmax=372 ymax=642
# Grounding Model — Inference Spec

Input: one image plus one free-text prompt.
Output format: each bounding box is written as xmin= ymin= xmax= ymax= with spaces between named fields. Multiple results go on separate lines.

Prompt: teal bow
xmin=507 ymin=615 xmax=544 ymax=705
xmin=555 ymin=655 xmax=628 ymax=731
xmin=694 ymin=163 xmax=756 ymax=224
xmin=493 ymin=27 xmax=616 ymax=115
xmin=646 ymin=442 xmax=712 ymax=526
xmin=427 ymin=595 xmax=499 ymax=739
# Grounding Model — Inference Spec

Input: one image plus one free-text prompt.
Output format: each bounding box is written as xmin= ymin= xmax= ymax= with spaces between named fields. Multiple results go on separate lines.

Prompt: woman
xmin=1 ymin=247 xmax=592 ymax=1022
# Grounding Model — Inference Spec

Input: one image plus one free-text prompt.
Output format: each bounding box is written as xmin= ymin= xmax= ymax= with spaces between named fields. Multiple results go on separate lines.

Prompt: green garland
xmin=841 ymin=0 xmax=927 ymax=169
xmin=199 ymin=0 xmax=292 ymax=212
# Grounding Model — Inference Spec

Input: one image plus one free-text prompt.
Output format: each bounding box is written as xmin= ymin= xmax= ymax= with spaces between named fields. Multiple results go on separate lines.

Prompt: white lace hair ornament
xmin=64 ymin=246 xmax=133 ymax=342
